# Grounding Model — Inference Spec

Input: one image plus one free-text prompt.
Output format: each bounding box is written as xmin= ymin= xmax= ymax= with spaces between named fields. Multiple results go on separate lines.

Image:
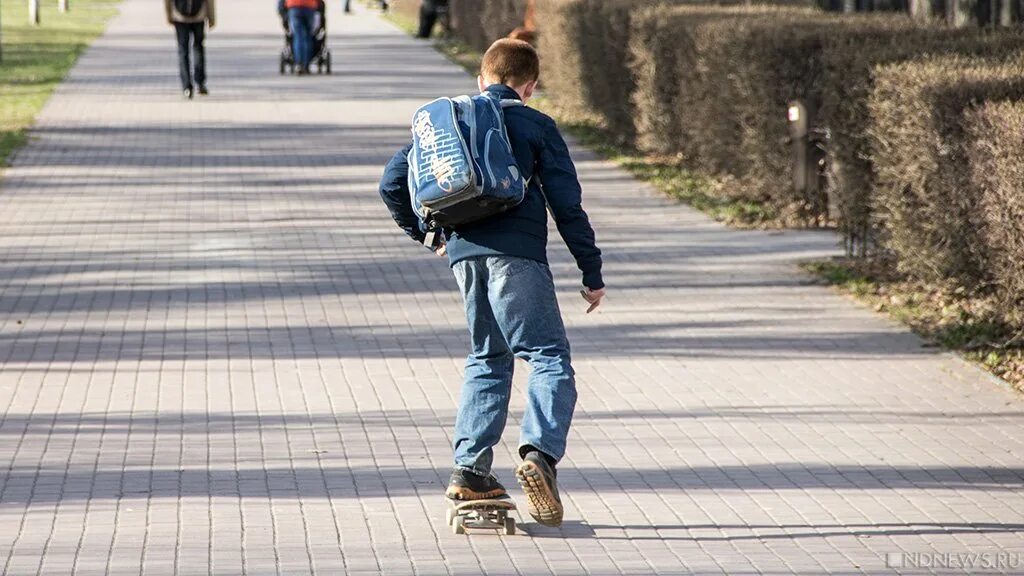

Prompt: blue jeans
xmin=451 ymin=256 xmax=577 ymax=476
xmin=288 ymin=7 xmax=316 ymax=68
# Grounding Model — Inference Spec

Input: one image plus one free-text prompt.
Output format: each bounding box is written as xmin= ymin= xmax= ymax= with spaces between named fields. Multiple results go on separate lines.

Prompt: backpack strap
xmin=456 ymin=94 xmax=487 ymax=186
xmin=452 ymin=94 xmax=476 ymax=146
xmin=452 ymin=95 xmax=479 ymax=186
xmin=483 ymin=92 xmax=529 ymax=189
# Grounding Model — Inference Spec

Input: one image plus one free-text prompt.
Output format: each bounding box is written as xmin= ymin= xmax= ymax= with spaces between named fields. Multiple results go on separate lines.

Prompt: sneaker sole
xmin=516 ymin=461 xmax=563 ymax=527
xmin=445 ymin=486 xmax=506 ymax=501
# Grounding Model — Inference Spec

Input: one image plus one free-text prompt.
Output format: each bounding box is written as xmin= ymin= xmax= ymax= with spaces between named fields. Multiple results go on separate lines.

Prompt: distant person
xmin=165 ymin=0 xmax=215 ymax=99
xmin=343 ymin=0 xmax=351 ymax=13
xmin=416 ymin=0 xmax=448 ymax=38
xmin=284 ymin=0 xmax=320 ymax=75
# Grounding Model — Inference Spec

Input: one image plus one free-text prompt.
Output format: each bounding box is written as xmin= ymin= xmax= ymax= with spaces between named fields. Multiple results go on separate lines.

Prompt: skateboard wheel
xmin=504 ymin=517 xmax=516 ymax=536
xmin=452 ymin=515 xmax=466 ymax=535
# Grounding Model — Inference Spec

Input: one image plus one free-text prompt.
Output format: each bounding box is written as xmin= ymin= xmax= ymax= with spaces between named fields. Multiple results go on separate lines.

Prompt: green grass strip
xmin=1 ymin=0 xmax=121 ymax=168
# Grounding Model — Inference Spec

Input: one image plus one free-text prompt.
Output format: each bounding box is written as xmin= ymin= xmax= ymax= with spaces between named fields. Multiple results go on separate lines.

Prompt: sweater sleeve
xmin=379 ymin=144 xmax=429 ymax=245
xmin=207 ymin=0 xmax=215 ymax=25
xmin=536 ymin=119 xmax=604 ymax=290
xmin=164 ymin=0 xmax=173 ymax=21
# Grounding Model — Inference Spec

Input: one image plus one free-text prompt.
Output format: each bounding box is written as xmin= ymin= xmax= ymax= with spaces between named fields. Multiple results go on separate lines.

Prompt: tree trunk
xmin=908 ymin=0 xmax=930 ymax=18
xmin=996 ymin=0 xmax=1015 ymax=24
xmin=947 ymin=0 xmax=976 ymax=25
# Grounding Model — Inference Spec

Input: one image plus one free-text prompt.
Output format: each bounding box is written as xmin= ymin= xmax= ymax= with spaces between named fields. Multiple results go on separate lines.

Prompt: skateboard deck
xmin=445 ymin=496 xmax=517 ymax=535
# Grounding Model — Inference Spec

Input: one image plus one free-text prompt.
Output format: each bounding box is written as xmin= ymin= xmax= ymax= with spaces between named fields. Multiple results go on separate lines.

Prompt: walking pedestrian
xmin=165 ymin=0 xmax=215 ymax=99
xmin=416 ymin=0 xmax=448 ymax=38
xmin=284 ymin=0 xmax=320 ymax=74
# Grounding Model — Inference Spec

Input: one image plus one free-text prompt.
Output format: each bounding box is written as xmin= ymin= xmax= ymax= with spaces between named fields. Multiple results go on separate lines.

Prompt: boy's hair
xmin=480 ymin=38 xmax=540 ymax=86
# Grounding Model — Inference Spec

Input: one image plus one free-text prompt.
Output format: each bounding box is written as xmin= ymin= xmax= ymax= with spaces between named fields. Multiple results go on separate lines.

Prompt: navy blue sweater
xmin=378 ymin=84 xmax=604 ymax=290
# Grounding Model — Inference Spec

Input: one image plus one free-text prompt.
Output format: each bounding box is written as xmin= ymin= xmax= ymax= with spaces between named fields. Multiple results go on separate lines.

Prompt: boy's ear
xmin=522 ymin=80 xmax=538 ymax=101
xmin=477 ymin=75 xmax=487 ymax=93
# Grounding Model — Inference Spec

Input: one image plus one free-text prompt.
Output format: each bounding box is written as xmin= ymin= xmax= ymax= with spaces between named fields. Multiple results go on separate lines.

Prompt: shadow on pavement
xmin=1 ymin=459 xmax=1022 ymax=504
xmin=530 ymin=521 xmax=1024 ymax=541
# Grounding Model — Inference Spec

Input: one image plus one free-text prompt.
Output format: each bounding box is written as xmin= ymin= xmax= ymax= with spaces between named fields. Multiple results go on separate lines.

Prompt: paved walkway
xmin=1 ymin=0 xmax=1022 ymax=574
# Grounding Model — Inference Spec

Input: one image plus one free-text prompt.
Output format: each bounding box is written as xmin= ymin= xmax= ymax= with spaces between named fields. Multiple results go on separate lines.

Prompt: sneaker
xmin=516 ymin=451 xmax=563 ymax=526
xmin=183 ymin=87 xmax=194 ymax=100
xmin=445 ymin=468 xmax=507 ymax=501
xmin=197 ymin=85 xmax=209 ymax=96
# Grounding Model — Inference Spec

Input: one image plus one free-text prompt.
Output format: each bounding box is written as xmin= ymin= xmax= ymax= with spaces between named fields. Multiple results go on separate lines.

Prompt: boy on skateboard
xmin=378 ymin=39 xmax=605 ymax=527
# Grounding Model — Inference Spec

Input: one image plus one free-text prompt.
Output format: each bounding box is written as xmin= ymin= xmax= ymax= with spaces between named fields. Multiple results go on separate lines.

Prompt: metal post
xmin=59 ymin=0 xmax=68 ymax=13
xmin=787 ymin=100 xmax=831 ymax=225
xmin=30 ymin=0 xmax=40 ymax=25
xmin=787 ymin=101 xmax=810 ymax=197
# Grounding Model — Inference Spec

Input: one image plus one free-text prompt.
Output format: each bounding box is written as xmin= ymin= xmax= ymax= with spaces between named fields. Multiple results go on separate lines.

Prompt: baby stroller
xmin=278 ymin=0 xmax=332 ymax=75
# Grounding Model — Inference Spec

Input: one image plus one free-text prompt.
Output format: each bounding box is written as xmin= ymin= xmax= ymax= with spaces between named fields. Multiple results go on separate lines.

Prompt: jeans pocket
xmin=491 ymin=256 xmax=537 ymax=279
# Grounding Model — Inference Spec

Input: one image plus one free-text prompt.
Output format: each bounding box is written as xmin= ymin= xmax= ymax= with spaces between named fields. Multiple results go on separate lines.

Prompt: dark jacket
xmin=379 ymin=84 xmax=604 ymax=289
xmin=165 ymin=0 xmax=214 ymax=24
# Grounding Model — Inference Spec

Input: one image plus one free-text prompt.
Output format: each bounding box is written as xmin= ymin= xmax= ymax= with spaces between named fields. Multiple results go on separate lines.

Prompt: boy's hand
xmin=580 ymin=287 xmax=606 ymax=314
xmin=434 ymin=244 xmax=447 ymax=257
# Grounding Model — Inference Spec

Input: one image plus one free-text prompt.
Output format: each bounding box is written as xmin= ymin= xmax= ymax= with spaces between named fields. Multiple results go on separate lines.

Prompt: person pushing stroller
xmin=277 ymin=0 xmax=332 ymax=75
xmin=280 ymin=0 xmax=324 ymax=75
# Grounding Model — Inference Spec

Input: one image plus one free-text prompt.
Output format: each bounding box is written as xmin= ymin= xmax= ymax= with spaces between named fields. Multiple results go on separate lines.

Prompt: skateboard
xmin=445 ymin=496 xmax=517 ymax=535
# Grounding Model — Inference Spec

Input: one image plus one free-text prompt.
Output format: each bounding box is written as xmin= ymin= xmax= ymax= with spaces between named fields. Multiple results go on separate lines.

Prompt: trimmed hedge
xmin=449 ymin=0 xmax=529 ymax=51
xmin=818 ymin=28 xmax=1024 ymax=254
xmin=628 ymin=4 xmax=1024 ymax=235
xmin=392 ymin=0 xmax=528 ymax=49
xmin=390 ymin=0 xmax=421 ymax=22
xmin=966 ymin=101 xmax=1024 ymax=306
xmin=631 ymin=7 xmax=872 ymax=221
xmin=631 ymin=6 xmax=821 ymax=161
xmin=536 ymin=0 xmax=649 ymax=142
xmin=868 ymin=56 xmax=1024 ymax=286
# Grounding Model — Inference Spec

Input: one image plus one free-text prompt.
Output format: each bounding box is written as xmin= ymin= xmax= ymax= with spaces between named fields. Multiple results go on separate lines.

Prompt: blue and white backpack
xmin=407 ymin=91 xmax=526 ymax=237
